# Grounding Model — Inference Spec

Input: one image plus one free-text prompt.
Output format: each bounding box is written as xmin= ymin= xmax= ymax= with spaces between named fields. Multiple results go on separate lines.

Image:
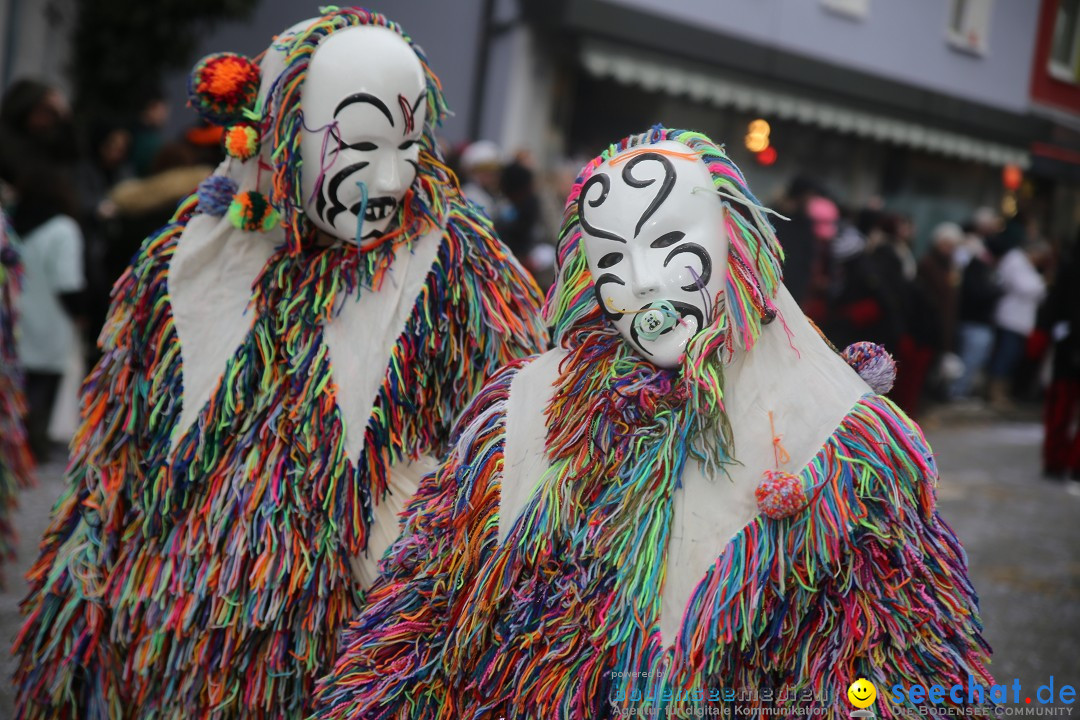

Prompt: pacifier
xmin=633 ymin=300 xmax=678 ymax=341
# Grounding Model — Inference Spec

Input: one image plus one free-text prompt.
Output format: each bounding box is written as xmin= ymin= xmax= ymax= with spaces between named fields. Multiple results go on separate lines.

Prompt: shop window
xmin=947 ymin=0 xmax=992 ymax=55
xmin=1049 ymin=0 xmax=1080 ymax=83
xmin=820 ymin=0 xmax=868 ymax=21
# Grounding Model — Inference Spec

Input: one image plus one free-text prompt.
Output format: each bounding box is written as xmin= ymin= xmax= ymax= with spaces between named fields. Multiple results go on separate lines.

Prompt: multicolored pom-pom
xmin=755 ymin=470 xmax=807 ymax=519
xmin=228 ymin=190 xmax=280 ymax=232
xmin=196 ymin=175 xmax=239 ymax=216
xmin=842 ymin=341 xmax=897 ymax=394
xmin=224 ymin=123 xmax=260 ymax=160
xmin=188 ymin=53 xmax=261 ymax=125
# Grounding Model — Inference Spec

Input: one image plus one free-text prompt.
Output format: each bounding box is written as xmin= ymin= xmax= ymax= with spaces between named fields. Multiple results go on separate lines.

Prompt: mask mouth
xmin=628 ymin=299 xmax=704 ymax=356
xmin=352 ymin=196 xmax=397 ymax=222
xmin=632 ymin=300 xmax=679 ymax=341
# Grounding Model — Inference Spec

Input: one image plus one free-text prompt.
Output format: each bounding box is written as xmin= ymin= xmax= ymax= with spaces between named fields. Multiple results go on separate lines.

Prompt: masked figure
xmin=14 ymin=9 xmax=546 ymax=719
xmin=0 ymin=208 xmax=33 ymax=568
xmin=313 ymin=128 xmax=991 ymax=719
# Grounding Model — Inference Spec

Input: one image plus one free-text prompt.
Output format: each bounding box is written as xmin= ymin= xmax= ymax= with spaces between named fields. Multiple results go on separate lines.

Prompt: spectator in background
xmin=76 ymin=121 xmax=132 ymax=340
xmin=129 ymin=90 xmax=169 ymax=178
xmin=104 ymin=141 xmax=213 ymax=290
xmin=1042 ymin=252 xmax=1080 ymax=484
xmin=530 ymin=156 xmax=582 ymax=293
xmin=778 ymin=176 xmax=823 ymax=310
xmin=988 ymin=240 xmax=1050 ymax=408
xmin=460 ymin=140 xmax=502 ymax=219
xmin=802 ymin=195 xmax=839 ymax=324
xmin=867 ymin=212 xmax=916 ymax=360
xmin=918 ymin=222 xmax=964 ymax=398
xmin=825 ymin=216 xmax=900 ymax=352
xmin=872 ymin=213 xmax=936 ymax=417
xmin=919 ymin=222 xmax=962 ymax=355
xmin=495 ymin=159 xmax=541 ymax=264
xmin=10 ymin=168 xmax=86 ymax=459
xmin=183 ymin=120 xmax=227 ymax=167
xmin=951 ymin=224 xmax=1003 ymax=401
xmin=0 ymin=79 xmax=76 ymax=187
xmin=957 ymin=207 xmax=1000 ymax=269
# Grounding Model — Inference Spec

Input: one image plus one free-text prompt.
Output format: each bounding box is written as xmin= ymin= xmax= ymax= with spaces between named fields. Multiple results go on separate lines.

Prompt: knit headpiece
xmin=546 ymin=126 xmax=784 ymax=355
xmin=191 ymin=7 xmax=455 ymax=260
xmin=543 ymin=127 xmax=786 ymax=474
xmin=264 ymin=6 xmax=452 ymax=253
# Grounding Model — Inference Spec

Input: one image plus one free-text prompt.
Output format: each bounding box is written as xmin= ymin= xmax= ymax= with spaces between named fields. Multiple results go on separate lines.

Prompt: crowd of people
xmin=777 ymin=176 xmax=1078 ymax=482
xmin=448 ymin=139 xmax=564 ymax=289
xmin=0 ymin=79 xmax=219 ymax=459
xmin=2 ymin=88 xmax=1076 ymax=481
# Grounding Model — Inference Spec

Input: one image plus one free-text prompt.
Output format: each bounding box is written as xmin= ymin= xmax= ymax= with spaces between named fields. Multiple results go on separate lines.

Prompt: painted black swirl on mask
xmin=592 ymin=272 xmax=626 ymax=321
xmin=577 ymin=173 xmax=626 ymax=244
xmin=621 ymin=152 xmax=675 ymax=238
xmin=321 ymin=161 xmax=370 ymax=226
xmin=663 ymin=242 xmax=712 ymax=292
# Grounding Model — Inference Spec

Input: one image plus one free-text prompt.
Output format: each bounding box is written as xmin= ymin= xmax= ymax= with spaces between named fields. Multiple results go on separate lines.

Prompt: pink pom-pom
xmin=755 ymin=470 xmax=807 ymax=520
xmin=841 ymin=341 xmax=897 ymax=394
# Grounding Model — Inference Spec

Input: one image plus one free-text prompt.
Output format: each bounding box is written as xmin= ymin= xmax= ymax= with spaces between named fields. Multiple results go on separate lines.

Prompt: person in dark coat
xmin=824 ymin=219 xmax=900 ymax=352
xmin=1042 ymin=253 xmax=1080 ymax=481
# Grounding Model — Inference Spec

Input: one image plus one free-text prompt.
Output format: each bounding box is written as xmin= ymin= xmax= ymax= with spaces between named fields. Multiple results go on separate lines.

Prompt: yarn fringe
xmin=312 ymin=391 xmax=991 ymax=719
xmin=0 ymin=213 xmax=34 ymax=575
xmin=311 ymin=363 xmax=520 ymax=718
xmin=13 ymin=187 xmax=545 ymax=719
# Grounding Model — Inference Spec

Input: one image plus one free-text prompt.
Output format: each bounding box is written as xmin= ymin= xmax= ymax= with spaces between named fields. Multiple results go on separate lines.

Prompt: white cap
xmin=461 ymin=140 xmax=501 ymax=169
xmin=932 ymin=221 xmax=964 ymax=247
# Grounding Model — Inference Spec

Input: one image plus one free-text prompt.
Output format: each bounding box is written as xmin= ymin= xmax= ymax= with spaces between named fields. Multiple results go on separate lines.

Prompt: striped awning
xmin=581 ymin=41 xmax=1031 ymax=169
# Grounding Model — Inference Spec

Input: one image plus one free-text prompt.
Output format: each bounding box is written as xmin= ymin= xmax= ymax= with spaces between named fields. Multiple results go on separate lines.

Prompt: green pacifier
xmin=634 ymin=300 xmax=678 ymax=341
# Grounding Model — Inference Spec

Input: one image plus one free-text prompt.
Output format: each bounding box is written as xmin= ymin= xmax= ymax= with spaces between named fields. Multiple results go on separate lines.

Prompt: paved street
xmin=0 ymin=411 xmax=1077 ymax=715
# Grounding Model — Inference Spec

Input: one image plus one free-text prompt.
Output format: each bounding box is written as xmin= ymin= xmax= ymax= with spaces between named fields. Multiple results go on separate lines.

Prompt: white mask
xmin=580 ymin=140 xmax=728 ymax=368
xmin=299 ymin=25 xmax=427 ymax=245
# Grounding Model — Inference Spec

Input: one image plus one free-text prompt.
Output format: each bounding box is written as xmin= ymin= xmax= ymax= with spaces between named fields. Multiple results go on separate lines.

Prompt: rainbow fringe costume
xmin=13 ymin=187 xmax=546 ymax=718
xmin=313 ymin=346 xmax=992 ymax=719
xmin=313 ymin=127 xmax=991 ymax=719
xmin=0 ymin=210 xmax=34 ymax=571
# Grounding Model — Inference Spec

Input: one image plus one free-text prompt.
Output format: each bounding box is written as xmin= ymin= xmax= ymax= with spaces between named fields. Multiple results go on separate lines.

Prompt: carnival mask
xmin=579 ymin=140 xmax=728 ymax=368
xmin=300 ymin=25 xmax=427 ymax=245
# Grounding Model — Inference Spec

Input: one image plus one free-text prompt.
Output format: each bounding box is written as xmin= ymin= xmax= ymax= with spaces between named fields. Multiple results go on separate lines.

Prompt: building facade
xmin=16 ymin=0 xmax=1068 ymax=248
xmin=480 ymin=0 xmax=1055 ymax=249
xmin=0 ymin=0 xmax=76 ymax=94
xmin=1030 ymin=0 xmax=1080 ymax=245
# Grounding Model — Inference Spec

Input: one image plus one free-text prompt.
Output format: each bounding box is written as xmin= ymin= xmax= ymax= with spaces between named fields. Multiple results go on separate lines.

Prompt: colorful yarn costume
xmin=13 ymin=9 xmax=546 ymax=720
xmin=0 ymin=208 xmax=34 ymax=571
xmin=314 ymin=128 xmax=992 ymax=719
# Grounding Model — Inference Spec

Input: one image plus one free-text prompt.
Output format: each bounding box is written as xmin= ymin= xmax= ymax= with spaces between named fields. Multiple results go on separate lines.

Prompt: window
xmin=1049 ymin=0 xmax=1080 ymax=83
xmin=820 ymin=0 xmax=868 ymax=21
xmin=947 ymin=0 xmax=993 ymax=55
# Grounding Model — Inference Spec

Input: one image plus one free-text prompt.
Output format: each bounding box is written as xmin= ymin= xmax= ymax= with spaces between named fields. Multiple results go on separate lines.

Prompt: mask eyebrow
xmin=578 ymin=172 xmax=627 ymax=244
xmin=398 ymin=91 xmax=425 ymax=136
xmin=334 ymin=93 xmax=394 ymax=126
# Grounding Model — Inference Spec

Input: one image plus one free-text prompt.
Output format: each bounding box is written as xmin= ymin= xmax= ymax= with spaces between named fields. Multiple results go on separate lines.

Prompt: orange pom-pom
xmin=188 ymin=53 xmax=261 ymax=125
xmin=224 ymin=124 xmax=260 ymax=161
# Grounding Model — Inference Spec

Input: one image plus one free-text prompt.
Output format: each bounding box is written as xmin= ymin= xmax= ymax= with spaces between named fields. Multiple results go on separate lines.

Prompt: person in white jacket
xmin=988 ymin=241 xmax=1050 ymax=405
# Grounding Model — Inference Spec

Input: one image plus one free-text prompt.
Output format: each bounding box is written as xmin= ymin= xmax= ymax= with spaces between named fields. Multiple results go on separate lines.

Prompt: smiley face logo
xmin=847 ymin=678 xmax=877 ymax=709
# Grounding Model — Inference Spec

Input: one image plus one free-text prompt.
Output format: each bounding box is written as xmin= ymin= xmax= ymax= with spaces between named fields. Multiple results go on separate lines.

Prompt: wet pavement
xmin=0 ymin=409 xmax=1077 ymax=716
